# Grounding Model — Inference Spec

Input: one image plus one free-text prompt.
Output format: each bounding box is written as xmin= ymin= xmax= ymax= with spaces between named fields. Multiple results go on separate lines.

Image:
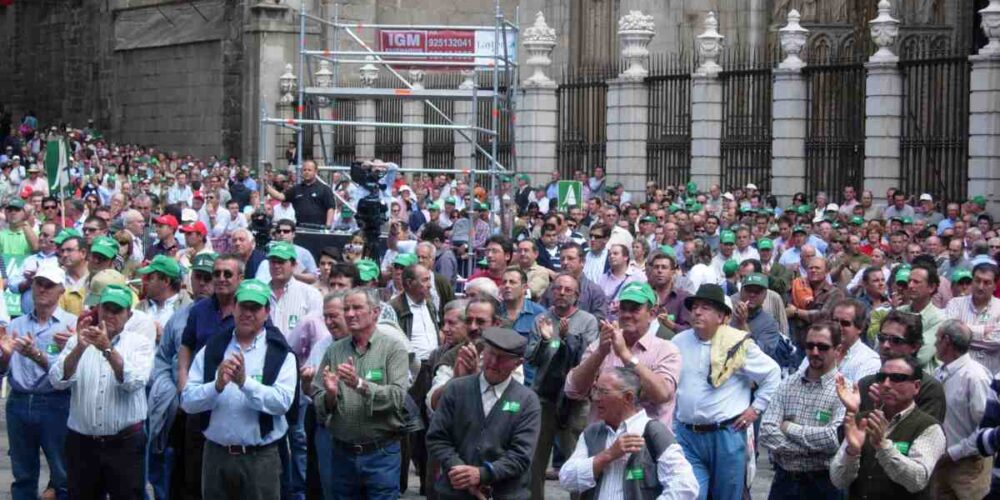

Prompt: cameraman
xmin=348 ymin=159 xmax=397 ymax=206
xmin=265 ymin=160 xmax=335 ymax=227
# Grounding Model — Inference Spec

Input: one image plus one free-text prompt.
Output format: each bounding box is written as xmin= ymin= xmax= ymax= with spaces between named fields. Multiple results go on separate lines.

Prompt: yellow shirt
xmin=58 ymin=272 xmax=89 ymax=317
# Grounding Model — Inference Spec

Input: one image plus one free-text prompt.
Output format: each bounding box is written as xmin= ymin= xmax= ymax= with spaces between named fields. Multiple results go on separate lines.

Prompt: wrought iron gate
xmin=556 ymin=67 xmax=611 ymax=179
xmin=719 ymin=64 xmax=772 ymax=193
xmin=803 ymin=61 xmax=865 ymax=199
xmin=646 ymin=56 xmax=692 ymax=188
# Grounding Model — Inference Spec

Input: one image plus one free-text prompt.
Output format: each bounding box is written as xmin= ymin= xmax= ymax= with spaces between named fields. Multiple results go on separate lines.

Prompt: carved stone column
xmin=690 ymin=12 xmax=724 ymax=189
xmin=605 ymin=10 xmax=654 ymax=198
xmin=863 ymin=0 xmax=903 ymax=196
xmin=516 ymin=12 xmax=559 ymax=183
xmin=356 ymin=57 xmax=378 ymax=159
xmin=772 ymin=9 xmax=809 ymax=206
xmin=968 ymin=0 xmax=1000 ymax=214
xmin=402 ymin=69 xmax=425 ymax=169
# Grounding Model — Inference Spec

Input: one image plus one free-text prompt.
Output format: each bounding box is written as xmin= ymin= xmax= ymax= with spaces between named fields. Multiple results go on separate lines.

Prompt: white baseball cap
xmin=722 ymin=192 xmax=735 ymax=201
xmin=34 ymin=260 xmax=66 ymax=285
xmin=746 ymin=183 xmax=758 ymax=191
xmin=919 ymin=193 xmax=933 ymax=202
xmin=181 ymin=208 xmax=198 ymax=223
xmin=825 ymin=203 xmax=839 ymax=212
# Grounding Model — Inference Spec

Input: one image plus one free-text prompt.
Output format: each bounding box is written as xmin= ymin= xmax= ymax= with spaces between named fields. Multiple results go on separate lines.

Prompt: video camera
xmin=350 ymin=160 xmax=389 ymax=259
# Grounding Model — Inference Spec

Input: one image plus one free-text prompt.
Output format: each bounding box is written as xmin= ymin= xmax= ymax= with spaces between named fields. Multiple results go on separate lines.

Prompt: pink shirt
xmin=564 ymin=328 xmax=682 ymax=428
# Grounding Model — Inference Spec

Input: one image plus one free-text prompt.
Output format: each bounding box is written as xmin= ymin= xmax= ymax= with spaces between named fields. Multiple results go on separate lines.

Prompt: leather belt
xmin=78 ymin=422 xmax=144 ymax=443
xmin=332 ymin=437 xmax=398 ymax=455
xmin=208 ymin=440 xmax=278 ymax=456
xmin=680 ymin=416 xmax=739 ymax=433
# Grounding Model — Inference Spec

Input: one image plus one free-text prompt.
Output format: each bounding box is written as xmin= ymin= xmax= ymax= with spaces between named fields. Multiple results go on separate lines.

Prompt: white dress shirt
xmin=268 ymin=278 xmax=324 ymax=338
xmin=480 ymin=372 xmax=511 ymax=416
xmin=935 ymin=353 xmax=994 ymax=460
xmin=559 ymin=409 xmax=700 ymax=500
xmin=49 ymin=310 xmax=157 ymax=435
xmin=406 ymin=294 xmax=438 ymax=361
xmin=584 ymin=248 xmax=609 ymax=284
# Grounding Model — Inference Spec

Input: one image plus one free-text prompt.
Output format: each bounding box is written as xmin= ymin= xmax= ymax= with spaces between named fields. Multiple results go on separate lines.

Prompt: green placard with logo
xmin=4 ymin=254 xmax=26 ymax=317
xmin=557 ymin=181 xmax=583 ymax=211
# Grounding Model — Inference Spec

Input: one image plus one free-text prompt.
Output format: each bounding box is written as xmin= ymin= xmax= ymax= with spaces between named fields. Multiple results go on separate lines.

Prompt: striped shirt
xmin=759 ymin=367 xmax=845 ymax=471
xmin=944 ymin=295 xmax=1000 ymax=374
xmin=312 ymin=331 xmax=410 ymax=444
xmin=269 ymin=278 xmax=324 ymax=338
xmin=5 ymin=308 xmax=77 ymax=393
xmin=50 ymin=310 xmax=157 ymax=436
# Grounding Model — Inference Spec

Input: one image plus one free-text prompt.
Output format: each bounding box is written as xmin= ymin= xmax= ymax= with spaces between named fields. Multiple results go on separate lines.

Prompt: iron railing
xmin=719 ymin=57 xmax=772 ymax=193
xmin=645 ymin=54 xmax=693 ymax=189
xmin=899 ymin=50 xmax=970 ymax=205
xmin=803 ymin=60 xmax=865 ymax=199
xmin=556 ymin=66 xmax=613 ymax=179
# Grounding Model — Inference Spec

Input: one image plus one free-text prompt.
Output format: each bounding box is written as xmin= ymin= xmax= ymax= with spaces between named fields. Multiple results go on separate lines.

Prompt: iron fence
xmin=556 ymin=66 xmax=614 ymax=179
xmin=803 ymin=61 xmax=865 ymax=199
xmin=646 ymin=54 xmax=693 ymax=188
xmin=475 ymin=71 xmax=514 ymax=174
xmin=719 ymin=57 xmax=772 ymax=193
xmin=422 ymin=72 xmax=462 ymax=170
xmin=899 ymin=50 xmax=970 ymax=205
xmin=329 ymin=99 xmax=356 ymax=167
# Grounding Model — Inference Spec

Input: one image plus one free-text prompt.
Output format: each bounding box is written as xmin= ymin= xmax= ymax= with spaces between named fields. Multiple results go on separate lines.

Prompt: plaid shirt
xmin=760 ymin=367 xmax=845 ymax=471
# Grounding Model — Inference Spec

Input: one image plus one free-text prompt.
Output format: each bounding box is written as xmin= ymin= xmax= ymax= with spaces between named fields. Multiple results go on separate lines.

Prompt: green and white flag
xmin=45 ymin=136 xmax=71 ymax=196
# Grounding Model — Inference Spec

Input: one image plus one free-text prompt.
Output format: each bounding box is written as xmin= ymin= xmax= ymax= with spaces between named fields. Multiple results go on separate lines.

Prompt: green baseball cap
xmin=951 ymin=268 xmax=973 ymax=283
xmin=235 ymin=279 xmax=270 ymax=306
xmin=477 ymin=257 xmax=488 ymax=268
xmin=341 ymin=207 xmax=354 ymax=218
xmin=902 ymin=216 xmax=913 ymax=225
xmin=890 ymin=216 xmax=904 ymax=224
xmin=393 ymin=253 xmax=418 ymax=268
xmin=720 ymin=230 xmax=736 ymax=245
xmin=640 ymin=215 xmax=656 ymax=224
xmin=757 ymin=238 xmax=774 ymax=251
xmin=445 ymin=197 xmax=457 ymax=205
xmin=850 ymin=216 xmax=864 ymax=226
xmin=191 ymin=253 xmax=218 ymax=274
xmin=618 ymin=282 xmax=656 ymax=306
xmin=690 ymin=203 xmax=703 ymax=212
xmin=475 ymin=201 xmax=489 ymax=211
xmin=686 ymin=181 xmax=697 ymax=193
xmin=517 ymin=173 xmax=530 ymax=182
xmin=895 ymin=268 xmax=911 ymax=284
xmin=796 ymin=205 xmax=811 ymax=215
xmin=658 ymin=244 xmax=676 ymax=257
xmin=54 ymin=228 xmax=83 ymax=246
xmin=356 ymin=259 xmax=380 ymax=282
xmin=742 ymin=273 xmax=769 ymax=289
xmin=722 ymin=259 xmax=739 ymax=277
xmin=6 ymin=199 xmax=24 ymax=209
xmin=267 ymin=241 xmax=297 ymax=261
xmin=973 ymin=195 xmax=987 ymax=207
xmin=89 ymin=236 xmax=119 ymax=260
xmin=428 ymin=202 xmax=441 ymax=211
xmin=138 ymin=254 xmax=182 ymax=279
xmin=668 ymin=204 xmax=683 ymax=214
xmin=792 ymin=225 xmax=808 ymax=234
xmin=99 ymin=283 xmax=133 ymax=310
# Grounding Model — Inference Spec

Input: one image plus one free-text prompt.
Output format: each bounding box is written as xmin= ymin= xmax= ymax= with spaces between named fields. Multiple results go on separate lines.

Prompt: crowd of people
xmin=2 ymin=109 xmax=1000 ymax=500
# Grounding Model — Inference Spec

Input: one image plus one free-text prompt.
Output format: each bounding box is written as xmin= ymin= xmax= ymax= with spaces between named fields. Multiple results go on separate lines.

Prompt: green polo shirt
xmin=0 ymin=228 xmax=30 ymax=256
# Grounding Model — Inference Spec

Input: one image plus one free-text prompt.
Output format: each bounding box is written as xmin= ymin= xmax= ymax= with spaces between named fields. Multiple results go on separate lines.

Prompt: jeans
xmin=280 ymin=399 xmax=308 ymax=500
xmin=314 ymin=425 xmax=336 ymax=500
xmin=328 ymin=440 xmax=401 ymax=500
xmin=767 ymin=465 xmax=842 ymax=500
xmin=6 ymin=391 xmax=71 ymax=500
xmin=674 ymin=423 xmax=747 ymax=500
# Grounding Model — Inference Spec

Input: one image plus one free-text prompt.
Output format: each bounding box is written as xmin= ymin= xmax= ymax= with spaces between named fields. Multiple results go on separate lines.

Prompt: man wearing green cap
xmin=147 ymin=253 xmax=217 ymax=499
xmin=948 ymin=267 xmax=974 ymax=297
xmin=256 ymin=219 xmax=319 ymax=285
xmin=88 ymin=235 xmax=118 ymax=275
xmin=0 ymin=198 xmax=37 ymax=256
xmin=731 ymin=273 xmax=792 ymax=369
xmin=181 ymin=279 xmax=297 ymax=499
xmin=333 ymin=205 xmax=359 ymax=232
xmin=944 ymin=262 xmax=1000 ymax=374
xmin=711 ymin=230 xmax=739 ymax=277
xmin=264 ymin=241 xmax=324 ymax=338
xmin=137 ymin=255 xmax=191 ymax=334
xmin=51 ymin=284 xmax=157 ymax=498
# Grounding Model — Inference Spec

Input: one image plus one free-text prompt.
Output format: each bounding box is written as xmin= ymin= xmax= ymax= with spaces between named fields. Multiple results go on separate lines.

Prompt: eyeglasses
xmin=837 ymin=319 xmax=854 ymax=328
xmin=877 ymin=334 xmax=910 ymax=346
xmin=43 ymin=205 xmax=57 ymax=210
xmin=213 ymin=270 xmax=236 ymax=279
xmin=804 ymin=342 xmax=833 ymax=352
xmin=590 ymin=234 xmax=607 ymax=240
xmin=875 ymin=372 xmax=916 ymax=383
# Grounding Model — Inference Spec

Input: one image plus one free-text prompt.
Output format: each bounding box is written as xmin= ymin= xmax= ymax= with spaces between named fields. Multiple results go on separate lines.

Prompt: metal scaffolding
xmin=260 ymin=0 xmax=520 ymax=248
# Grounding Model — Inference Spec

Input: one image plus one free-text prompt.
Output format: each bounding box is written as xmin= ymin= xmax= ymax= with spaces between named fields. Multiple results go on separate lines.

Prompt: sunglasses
xmin=276 ymin=228 xmax=294 ymax=234
xmin=877 ymin=334 xmax=910 ymax=346
xmin=837 ymin=319 xmax=854 ymax=328
xmin=590 ymin=234 xmax=607 ymax=240
xmin=43 ymin=205 xmax=57 ymax=210
xmin=804 ymin=342 xmax=833 ymax=352
xmin=875 ymin=372 xmax=916 ymax=383
xmin=213 ymin=270 xmax=236 ymax=279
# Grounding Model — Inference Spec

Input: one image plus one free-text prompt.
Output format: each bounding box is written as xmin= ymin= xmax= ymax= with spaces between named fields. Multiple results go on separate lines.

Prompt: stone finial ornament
xmin=869 ymin=0 xmax=900 ymax=63
xmin=359 ymin=56 xmax=379 ymax=87
xmin=522 ymin=12 xmax=557 ymax=88
xmin=779 ymin=9 xmax=809 ymax=70
xmin=279 ymin=63 xmax=297 ymax=105
xmin=617 ymin=10 xmax=655 ymax=81
xmin=314 ymin=60 xmax=333 ymax=107
xmin=696 ymin=11 xmax=724 ymax=76
xmin=980 ymin=0 xmax=1000 ymax=55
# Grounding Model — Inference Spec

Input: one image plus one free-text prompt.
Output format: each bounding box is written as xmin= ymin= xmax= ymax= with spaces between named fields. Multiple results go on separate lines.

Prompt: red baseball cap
xmin=193 ymin=191 xmax=205 ymax=200
xmin=154 ymin=214 xmax=179 ymax=229
xmin=180 ymin=221 xmax=208 ymax=236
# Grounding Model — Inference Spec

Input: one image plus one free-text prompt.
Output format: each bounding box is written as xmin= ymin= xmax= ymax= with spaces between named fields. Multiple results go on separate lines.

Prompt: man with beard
xmin=760 ymin=322 xmax=845 ymax=499
xmin=526 ymin=273 xmax=599 ymax=498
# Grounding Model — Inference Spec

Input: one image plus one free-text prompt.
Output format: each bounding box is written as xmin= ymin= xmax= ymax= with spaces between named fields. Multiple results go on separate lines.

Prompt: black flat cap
xmin=482 ymin=327 xmax=527 ymax=357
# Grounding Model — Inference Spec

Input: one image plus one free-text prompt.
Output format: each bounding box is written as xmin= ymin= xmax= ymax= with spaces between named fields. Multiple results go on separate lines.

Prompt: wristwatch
xmin=626 ymin=356 xmax=639 ymax=369
xmin=101 ymin=347 xmax=114 ymax=358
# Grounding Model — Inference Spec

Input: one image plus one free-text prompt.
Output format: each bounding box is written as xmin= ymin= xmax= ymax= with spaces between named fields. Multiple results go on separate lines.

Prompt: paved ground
xmin=0 ymin=397 xmax=774 ymax=499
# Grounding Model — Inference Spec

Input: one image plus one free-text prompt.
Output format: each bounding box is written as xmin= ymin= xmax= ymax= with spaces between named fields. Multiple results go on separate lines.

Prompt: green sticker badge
xmin=893 ymin=441 xmax=911 ymax=456
xmin=251 ymin=374 xmax=264 ymax=383
xmin=45 ymin=344 xmax=60 ymax=355
xmin=501 ymin=400 xmax=521 ymax=413
xmin=626 ymin=467 xmax=645 ymax=480
xmin=289 ymin=315 xmax=299 ymax=330
xmin=549 ymin=339 xmax=561 ymax=349
xmin=815 ymin=410 xmax=832 ymax=424
xmin=364 ymin=369 xmax=384 ymax=382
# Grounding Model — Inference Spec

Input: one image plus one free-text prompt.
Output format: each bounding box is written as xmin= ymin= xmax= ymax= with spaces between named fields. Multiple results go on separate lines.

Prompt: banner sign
xmin=378 ymin=28 xmax=517 ymax=68
xmin=3 ymin=254 xmax=26 ymax=317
